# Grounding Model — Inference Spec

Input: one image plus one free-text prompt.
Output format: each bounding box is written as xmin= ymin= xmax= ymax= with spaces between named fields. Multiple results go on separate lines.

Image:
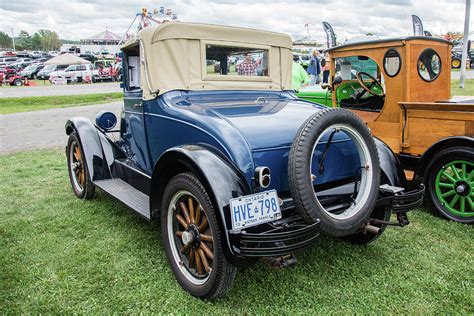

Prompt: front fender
xmin=65 ymin=118 xmax=114 ymax=181
xmin=150 ymin=145 xmax=251 ymax=258
xmin=375 ymin=137 xmax=407 ymax=188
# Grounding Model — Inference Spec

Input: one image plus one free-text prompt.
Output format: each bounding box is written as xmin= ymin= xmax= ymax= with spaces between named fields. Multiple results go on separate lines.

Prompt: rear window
xmin=205 ymin=44 xmax=269 ymax=78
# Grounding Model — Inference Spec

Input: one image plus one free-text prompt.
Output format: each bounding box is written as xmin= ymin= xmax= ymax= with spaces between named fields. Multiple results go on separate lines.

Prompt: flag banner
xmin=412 ymin=15 xmax=424 ymax=36
xmin=322 ymin=22 xmax=336 ymax=48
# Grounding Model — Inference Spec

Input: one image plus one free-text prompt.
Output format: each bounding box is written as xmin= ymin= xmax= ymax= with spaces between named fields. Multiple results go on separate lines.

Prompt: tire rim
xmin=167 ymin=190 xmax=215 ymax=285
xmin=310 ymin=124 xmax=374 ymax=220
xmin=452 ymin=59 xmax=461 ymax=68
xmin=434 ymin=160 xmax=474 ymax=217
xmin=69 ymin=140 xmax=85 ymax=194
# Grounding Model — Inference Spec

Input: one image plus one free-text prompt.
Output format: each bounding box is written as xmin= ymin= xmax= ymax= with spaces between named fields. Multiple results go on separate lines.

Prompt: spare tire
xmin=288 ymin=108 xmax=380 ymax=237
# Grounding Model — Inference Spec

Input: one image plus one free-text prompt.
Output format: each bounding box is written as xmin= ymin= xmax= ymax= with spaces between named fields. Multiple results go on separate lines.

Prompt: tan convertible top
xmin=122 ymin=22 xmax=293 ymax=100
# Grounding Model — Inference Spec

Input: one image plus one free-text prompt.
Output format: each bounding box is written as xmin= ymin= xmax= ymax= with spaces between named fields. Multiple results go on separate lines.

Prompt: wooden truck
xmin=298 ymin=37 xmax=473 ymax=223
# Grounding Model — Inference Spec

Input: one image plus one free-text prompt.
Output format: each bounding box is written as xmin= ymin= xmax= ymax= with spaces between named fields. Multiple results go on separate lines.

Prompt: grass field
xmin=0 ymin=92 xmax=123 ymax=114
xmin=451 ymin=79 xmax=474 ymax=96
xmin=1 ymin=149 xmax=473 ymax=314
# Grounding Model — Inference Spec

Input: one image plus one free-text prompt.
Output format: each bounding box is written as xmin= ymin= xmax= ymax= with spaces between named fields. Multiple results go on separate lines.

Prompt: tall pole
xmin=460 ymin=0 xmax=471 ymax=88
xmin=7 ymin=26 xmax=15 ymax=51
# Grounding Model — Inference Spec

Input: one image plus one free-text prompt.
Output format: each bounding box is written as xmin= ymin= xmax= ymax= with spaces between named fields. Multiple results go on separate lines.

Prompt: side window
xmin=123 ymin=45 xmax=141 ymax=91
xmin=77 ymin=65 xmax=87 ymax=71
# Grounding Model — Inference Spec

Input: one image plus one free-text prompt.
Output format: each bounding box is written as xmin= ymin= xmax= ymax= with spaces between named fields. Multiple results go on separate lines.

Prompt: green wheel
xmin=425 ymin=146 xmax=473 ymax=223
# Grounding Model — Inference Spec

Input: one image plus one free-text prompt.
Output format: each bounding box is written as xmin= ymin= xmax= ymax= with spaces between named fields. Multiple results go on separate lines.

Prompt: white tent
xmin=44 ymin=53 xmax=91 ymax=65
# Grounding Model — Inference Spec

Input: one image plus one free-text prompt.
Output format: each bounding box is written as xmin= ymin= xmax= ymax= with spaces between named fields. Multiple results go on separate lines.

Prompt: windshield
xmin=335 ymin=56 xmax=378 ymax=80
xmin=43 ymin=65 xmax=56 ymax=71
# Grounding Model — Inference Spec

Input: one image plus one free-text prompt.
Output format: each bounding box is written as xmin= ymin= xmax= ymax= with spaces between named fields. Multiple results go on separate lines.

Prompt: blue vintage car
xmin=65 ymin=22 xmax=424 ymax=299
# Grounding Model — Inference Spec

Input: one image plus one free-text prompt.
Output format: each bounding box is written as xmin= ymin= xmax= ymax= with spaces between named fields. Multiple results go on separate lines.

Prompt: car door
xmin=120 ymin=46 xmax=152 ymax=173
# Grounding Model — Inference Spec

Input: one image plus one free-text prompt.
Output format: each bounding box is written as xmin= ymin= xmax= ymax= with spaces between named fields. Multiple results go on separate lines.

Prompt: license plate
xmin=230 ymin=190 xmax=281 ymax=231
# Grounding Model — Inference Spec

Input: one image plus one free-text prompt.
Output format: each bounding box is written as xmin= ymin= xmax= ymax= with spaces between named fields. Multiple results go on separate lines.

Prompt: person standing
xmin=321 ymin=54 xmax=330 ymax=84
xmin=306 ymin=49 xmax=321 ymax=85
xmin=292 ymin=56 xmax=309 ymax=89
xmin=236 ymin=53 xmax=257 ymax=76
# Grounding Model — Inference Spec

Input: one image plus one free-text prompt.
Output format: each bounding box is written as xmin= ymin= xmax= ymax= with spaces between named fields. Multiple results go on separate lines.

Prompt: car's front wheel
xmin=161 ymin=173 xmax=237 ymax=299
xmin=66 ymin=132 xmax=95 ymax=199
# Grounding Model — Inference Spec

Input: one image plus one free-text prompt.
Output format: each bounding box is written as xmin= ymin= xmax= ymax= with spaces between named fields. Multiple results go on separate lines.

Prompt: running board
xmin=94 ymin=179 xmax=150 ymax=220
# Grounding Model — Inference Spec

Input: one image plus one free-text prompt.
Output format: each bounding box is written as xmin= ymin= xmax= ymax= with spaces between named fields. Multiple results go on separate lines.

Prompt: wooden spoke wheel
xmin=172 ymin=193 xmax=215 ymax=280
xmin=161 ymin=173 xmax=236 ymax=299
xmin=66 ymin=132 xmax=95 ymax=199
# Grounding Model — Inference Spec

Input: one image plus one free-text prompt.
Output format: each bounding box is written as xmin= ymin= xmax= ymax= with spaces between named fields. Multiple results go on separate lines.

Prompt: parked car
xmin=20 ymin=64 xmax=44 ymax=79
xmin=8 ymin=61 xmax=33 ymax=71
xmin=53 ymin=63 xmax=94 ymax=82
xmin=48 ymin=51 xmax=60 ymax=57
xmin=451 ymin=50 xmax=473 ymax=69
xmin=0 ymin=57 xmax=18 ymax=66
xmin=65 ymin=22 xmax=423 ymax=299
xmin=79 ymin=53 xmax=97 ymax=63
xmin=297 ymin=37 xmax=473 ymax=223
xmin=29 ymin=51 xmax=42 ymax=58
xmin=37 ymin=64 xmax=69 ymax=80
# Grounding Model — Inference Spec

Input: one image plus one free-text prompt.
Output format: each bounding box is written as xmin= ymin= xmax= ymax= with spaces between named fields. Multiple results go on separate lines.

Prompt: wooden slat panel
xmin=404 ymin=118 xmax=467 ymax=155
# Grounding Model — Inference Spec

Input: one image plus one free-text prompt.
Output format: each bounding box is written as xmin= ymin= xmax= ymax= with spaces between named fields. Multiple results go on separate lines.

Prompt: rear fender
xmin=65 ymin=118 xmax=116 ymax=181
xmin=375 ymin=138 xmax=407 ymax=188
xmin=416 ymin=136 xmax=474 ymax=178
xmin=150 ymin=145 xmax=251 ymax=259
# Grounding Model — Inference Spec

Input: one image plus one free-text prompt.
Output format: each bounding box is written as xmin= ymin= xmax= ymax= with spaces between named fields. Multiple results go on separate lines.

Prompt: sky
xmin=0 ymin=0 xmax=470 ymax=43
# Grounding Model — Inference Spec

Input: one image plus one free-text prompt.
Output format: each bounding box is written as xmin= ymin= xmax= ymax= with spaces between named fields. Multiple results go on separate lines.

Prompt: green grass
xmin=0 ymin=92 xmax=123 ymax=114
xmin=1 ymin=149 xmax=473 ymax=313
xmin=452 ymin=79 xmax=474 ymax=96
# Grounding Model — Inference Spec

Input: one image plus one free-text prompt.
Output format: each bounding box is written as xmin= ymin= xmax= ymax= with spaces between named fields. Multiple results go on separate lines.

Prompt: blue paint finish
xmin=119 ymin=89 xmax=359 ymax=193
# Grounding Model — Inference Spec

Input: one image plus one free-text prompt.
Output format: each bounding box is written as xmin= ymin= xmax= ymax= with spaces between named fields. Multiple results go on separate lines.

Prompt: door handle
xmin=133 ymin=103 xmax=142 ymax=108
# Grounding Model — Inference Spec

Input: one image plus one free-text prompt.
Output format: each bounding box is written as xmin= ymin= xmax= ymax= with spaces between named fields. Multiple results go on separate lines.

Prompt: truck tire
xmin=451 ymin=58 xmax=461 ymax=69
xmin=161 ymin=173 xmax=237 ymax=299
xmin=424 ymin=146 xmax=473 ymax=223
xmin=288 ymin=108 xmax=380 ymax=237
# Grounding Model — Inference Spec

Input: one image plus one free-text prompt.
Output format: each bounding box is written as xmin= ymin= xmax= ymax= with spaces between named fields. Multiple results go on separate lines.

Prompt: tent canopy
xmin=84 ymin=29 xmax=121 ymax=42
xmin=44 ymin=53 xmax=91 ymax=65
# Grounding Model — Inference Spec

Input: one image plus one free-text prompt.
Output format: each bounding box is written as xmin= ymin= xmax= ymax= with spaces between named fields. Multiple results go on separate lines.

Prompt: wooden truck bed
xmin=398 ymin=102 xmax=474 ymax=156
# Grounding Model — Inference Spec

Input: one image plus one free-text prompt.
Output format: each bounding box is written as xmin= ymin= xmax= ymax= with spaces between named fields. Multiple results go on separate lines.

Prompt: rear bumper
xmin=229 ymin=215 xmax=320 ymax=257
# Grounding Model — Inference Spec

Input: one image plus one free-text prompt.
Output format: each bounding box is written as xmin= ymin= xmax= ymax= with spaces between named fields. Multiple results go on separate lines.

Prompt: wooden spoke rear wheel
xmin=66 ymin=132 xmax=95 ymax=199
xmin=161 ymin=173 xmax=236 ymax=299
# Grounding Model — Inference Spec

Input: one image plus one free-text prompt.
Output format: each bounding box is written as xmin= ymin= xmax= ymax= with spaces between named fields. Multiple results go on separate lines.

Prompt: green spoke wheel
xmin=435 ymin=160 xmax=474 ymax=216
xmin=425 ymin=146 xmax=474 ymax=224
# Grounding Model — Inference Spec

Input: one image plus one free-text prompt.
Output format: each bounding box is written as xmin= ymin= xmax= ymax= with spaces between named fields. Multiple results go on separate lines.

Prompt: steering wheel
xmin=356 ymin=71 xmax=385 ymax=98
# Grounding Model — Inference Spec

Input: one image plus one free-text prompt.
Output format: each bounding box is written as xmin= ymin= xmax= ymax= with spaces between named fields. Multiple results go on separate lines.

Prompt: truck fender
xmin=150 ymin=145 xmax=251 ymax=258
xmin=416 ymin=136 xmax=474 ymax=178
xmin=374 ymin=137 xmax=407 ymax=188
xmin=65 ymin=117 xmax=114 ymax=181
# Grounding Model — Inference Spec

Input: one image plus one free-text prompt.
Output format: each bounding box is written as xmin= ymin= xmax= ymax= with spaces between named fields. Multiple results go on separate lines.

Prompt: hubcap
xmin=167 ymin=191 xmax=215 ymax=285
xmin=434 ymin=160 xmax=474 ymax=217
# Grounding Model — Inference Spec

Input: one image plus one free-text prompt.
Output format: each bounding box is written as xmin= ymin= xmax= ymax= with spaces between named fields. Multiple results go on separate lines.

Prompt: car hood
xmin=187 ymin=94 xmax=324 ymax=151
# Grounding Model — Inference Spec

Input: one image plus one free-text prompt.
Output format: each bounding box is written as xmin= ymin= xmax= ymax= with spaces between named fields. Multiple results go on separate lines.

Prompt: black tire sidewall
xmin=66 ymin=132 xmax=95 ymax=199
xmin=289 ymin=108 xmax=381 ymax=237
xmin=160 ymin=173 xmax=235 ymax=299
xmin=424 ymin=146 xmax=474 ymax=223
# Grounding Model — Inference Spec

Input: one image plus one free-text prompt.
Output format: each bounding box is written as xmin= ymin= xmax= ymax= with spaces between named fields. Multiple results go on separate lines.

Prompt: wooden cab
xmin=326 ymin=37 xmax=473 ymax=156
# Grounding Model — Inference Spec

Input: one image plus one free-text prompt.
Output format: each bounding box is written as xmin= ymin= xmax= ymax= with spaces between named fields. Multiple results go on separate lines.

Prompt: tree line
xmin=0 ymin=29 xmax=61 ymax=51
